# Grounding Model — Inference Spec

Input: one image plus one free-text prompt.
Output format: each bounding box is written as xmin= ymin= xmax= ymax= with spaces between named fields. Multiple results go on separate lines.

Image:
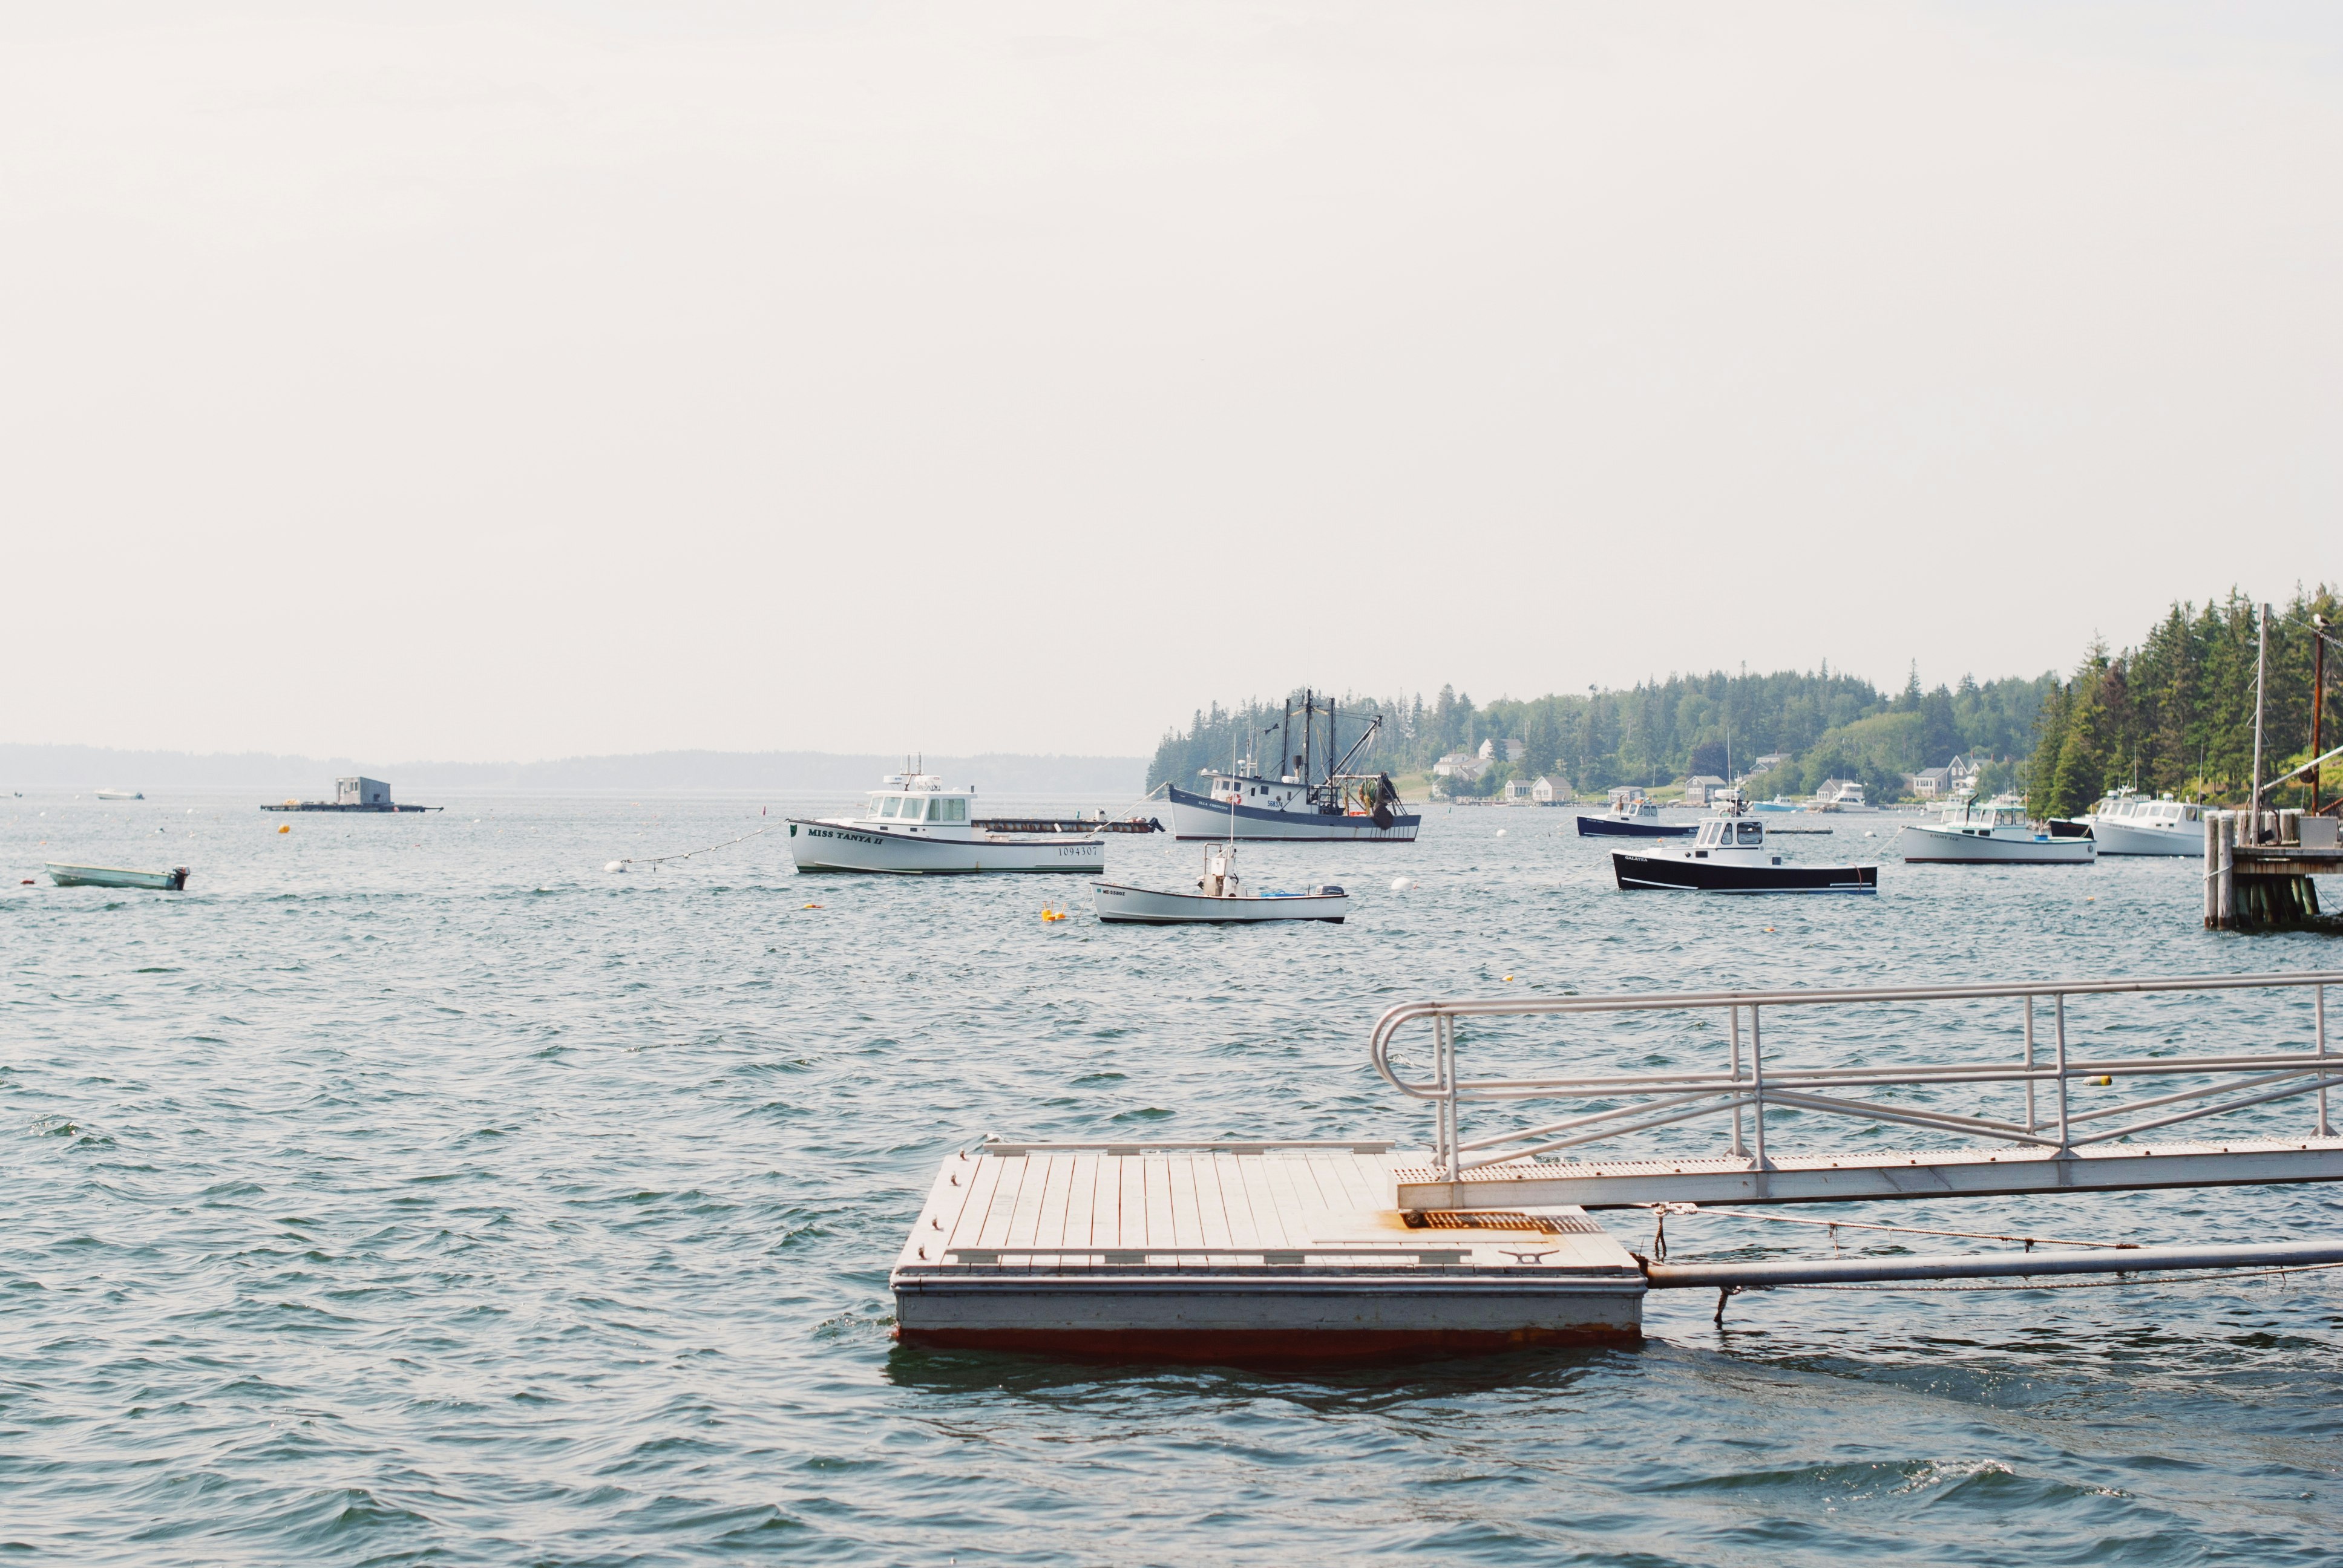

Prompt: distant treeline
xmin=1148 ymin=667 xmax=2056 ymax=804
xmin=2027 ymin=586 xmax=2341 ymax=820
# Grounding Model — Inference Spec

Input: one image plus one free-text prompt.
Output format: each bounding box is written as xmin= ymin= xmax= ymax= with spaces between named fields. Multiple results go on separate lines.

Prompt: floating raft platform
xmin=260 ymin=802 xmax=442 ymax=812
xmin=891 ymin=1140 xmax=1645 ymax=1356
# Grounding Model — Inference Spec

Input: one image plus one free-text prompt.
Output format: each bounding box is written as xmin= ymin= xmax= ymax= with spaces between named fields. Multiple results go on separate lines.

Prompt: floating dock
xmin=892 ymin=1140 xmax=1645 ymax=1355
xmin=895 ymin=970 xmax=2343 ymax=1357
xmin=261 ymin=776 xmax=440 ymax=813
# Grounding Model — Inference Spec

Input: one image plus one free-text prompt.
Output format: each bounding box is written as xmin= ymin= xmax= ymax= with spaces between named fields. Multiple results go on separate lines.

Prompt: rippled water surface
xmin=6 ymin=791 xmax=2341 ymax=1564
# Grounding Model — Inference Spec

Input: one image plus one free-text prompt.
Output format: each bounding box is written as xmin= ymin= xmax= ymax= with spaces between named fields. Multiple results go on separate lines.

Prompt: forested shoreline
xmin=2027 ymin=587 xmax=2339 ymax=818
xmin=1148 ymin=586 xmax=2341 ymax=809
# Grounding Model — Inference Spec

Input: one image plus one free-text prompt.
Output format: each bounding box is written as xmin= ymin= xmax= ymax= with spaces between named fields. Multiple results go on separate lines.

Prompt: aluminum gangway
xmin=1371 ymin=970 xmax=2343 ymax=1212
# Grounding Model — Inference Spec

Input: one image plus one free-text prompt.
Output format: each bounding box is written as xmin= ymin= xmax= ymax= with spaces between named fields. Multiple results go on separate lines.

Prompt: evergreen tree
xmin=2050 ymin=671 xmax=2111 ymax=818
xmin=2028 ymin=683 xmax=2069 ymax=819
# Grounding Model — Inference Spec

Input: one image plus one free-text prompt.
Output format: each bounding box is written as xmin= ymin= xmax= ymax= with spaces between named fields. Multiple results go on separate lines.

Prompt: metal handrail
xmin=1369 ymin=970 xmax=2343 ymax=1178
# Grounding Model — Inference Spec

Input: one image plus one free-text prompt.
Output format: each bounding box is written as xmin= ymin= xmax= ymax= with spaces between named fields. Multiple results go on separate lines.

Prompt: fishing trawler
xmin=788 ymin=772 xmax=1109 ymax=874
xmin=1161 ymin=693 xmax=1418 ymax=842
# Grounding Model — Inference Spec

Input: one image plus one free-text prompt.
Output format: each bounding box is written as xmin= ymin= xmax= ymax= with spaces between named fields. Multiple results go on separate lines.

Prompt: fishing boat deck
xmin=891 ymin=1142 xmax=1645 ymax=1356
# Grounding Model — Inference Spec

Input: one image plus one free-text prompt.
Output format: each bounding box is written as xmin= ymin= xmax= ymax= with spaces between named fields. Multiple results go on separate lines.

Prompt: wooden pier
xmin=2203 ymin=809 xmax=2341 ymax=929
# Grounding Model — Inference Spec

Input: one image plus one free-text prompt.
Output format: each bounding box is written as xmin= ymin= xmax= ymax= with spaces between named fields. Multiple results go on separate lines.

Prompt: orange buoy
xmin=277 ymin=824 xmax=290 ymax=834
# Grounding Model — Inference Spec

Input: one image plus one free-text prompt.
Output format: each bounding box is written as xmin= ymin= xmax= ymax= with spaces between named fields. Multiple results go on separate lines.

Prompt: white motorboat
xmin=1094 ymin=841 xmax=1350 ymax=923
xmin=94 ymin=788 xmax=143 ymax=801
xmin=2086 ymin=788 xmax=2207 ymax=856
xmin=1809 ymin=780 xmax=1872 ymax=812
xmin=787 ymin=773 xmax=1106 ymax=875
xmin=1900 ymin=797 xmax=2094 ymax=864
xmin=47 ymin=863 xmax=189 ymax=890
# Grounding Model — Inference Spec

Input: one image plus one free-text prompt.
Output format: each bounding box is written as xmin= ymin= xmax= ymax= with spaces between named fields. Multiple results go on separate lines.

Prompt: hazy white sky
xmin=6 ymin=2 xmax=2338 ymax=760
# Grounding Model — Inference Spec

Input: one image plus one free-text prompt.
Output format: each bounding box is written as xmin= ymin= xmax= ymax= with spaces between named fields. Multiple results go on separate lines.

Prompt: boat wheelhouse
xmin=788 ymin=773 xmax=1106 ymax=874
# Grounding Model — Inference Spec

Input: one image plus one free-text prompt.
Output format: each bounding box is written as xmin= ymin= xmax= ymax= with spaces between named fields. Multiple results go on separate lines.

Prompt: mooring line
xmin=614 ymin=820 xmax=778 ymax=871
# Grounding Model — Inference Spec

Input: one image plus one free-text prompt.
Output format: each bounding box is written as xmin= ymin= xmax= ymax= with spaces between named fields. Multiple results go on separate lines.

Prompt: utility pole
xmin=2313 ymin=616 xmax=2327 ymax=817
xmin=2249 ymin=603 xmax=2270 ymax=842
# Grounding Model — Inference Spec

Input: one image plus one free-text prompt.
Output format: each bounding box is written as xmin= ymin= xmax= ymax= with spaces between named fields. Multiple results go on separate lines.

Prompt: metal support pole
xmin=1729 ymin=1004 xmax=1747 ymax=1157
xmin=2054 ymin=992 xmax=2070 ymax=1152
xmin=2319 ymin=984 xmax=2332 ymax=1138
xmin=1749 ymin=1005 xmax=1766 ymax=1169
xmin=1435 ymin=1013 xmax=1457 ymax=1177
xmin=2204 ymin=805 xmax=2222 ymax=929
xmin=2024 ymin=996 xmax=2037 ymax=1134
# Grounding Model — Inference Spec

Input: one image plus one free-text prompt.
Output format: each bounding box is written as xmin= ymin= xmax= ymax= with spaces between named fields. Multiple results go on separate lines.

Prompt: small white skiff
xmin=47 ymin=863 xmax=189 ymax=890
xmin=788 ymin=773 xmax=1104 ymax=875
xmin=1093 ymin=842 xmax=1350 ymax=923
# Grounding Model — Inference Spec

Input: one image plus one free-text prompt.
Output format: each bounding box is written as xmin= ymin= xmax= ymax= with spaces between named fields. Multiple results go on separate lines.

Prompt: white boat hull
xmin=2089 ymin=817 xmax=2206 ymax=856
xmin=46 ymin=862 xmax=189 ymax=890
xmin=1899 ymin=825 xmax=2093 ymax=864
xmin=1164 ymin=786 xmax=1417 ymax=842
xmin=1093 ymin=883 xmax=1351 ymax=922
xmin=786 ymin=818 xmax=1103 ymax=874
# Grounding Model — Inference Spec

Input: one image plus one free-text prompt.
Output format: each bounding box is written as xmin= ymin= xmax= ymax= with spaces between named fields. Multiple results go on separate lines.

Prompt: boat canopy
xmin=863 ymin=774 xmax=975 ymax=823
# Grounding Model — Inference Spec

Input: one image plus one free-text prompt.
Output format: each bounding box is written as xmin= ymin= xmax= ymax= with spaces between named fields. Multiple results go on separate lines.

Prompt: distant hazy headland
xmin=0 ymin=745 xmax=1147 ymax=799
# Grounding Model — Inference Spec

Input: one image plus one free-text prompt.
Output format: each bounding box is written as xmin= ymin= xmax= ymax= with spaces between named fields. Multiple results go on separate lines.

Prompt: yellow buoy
xmin=278 ymin=824 xmax=290 ymax=834
xmin=1503 ymin=974 xmax=1514 ymax=982
xmin=2093 ymin=1075 xmax=2113 ymax=1086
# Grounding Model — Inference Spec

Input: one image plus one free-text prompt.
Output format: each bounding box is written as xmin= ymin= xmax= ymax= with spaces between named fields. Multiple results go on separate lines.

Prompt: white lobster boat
xmin=1093 ymin=841 xmax=1351 ymax=923
xmin=1901 ymin=797 xmax=2094 ymax=864
xmin=2088 ymin=789 xmax=2207 ymax=856
xmin=787 ymin=774 xmax=1104 ymax=875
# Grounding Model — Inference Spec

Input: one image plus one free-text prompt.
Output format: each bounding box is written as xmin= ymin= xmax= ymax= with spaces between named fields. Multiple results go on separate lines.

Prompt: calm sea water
xmin=5 ymin=791 xmax=2340 ymax=1564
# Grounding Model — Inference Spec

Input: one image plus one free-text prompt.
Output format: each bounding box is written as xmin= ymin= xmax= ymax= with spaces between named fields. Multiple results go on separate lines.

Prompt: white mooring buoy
xmin=1389 ymin=876 xmax=1415 ymax=892
xmin=605 ymin=860 xmax=626 ymax=873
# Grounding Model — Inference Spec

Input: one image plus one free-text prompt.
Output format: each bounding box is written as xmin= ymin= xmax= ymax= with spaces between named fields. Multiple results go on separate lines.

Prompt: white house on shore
xmin=1531 ymin=774 xmax=1573 ymax=805
xmin=1477 ymin=737 xmax=1527 ymax=764
xmin=1434 ymin=751 xmax=1485 ymax=780
xmin=1682 ymin=774 xmax=1728 ymax=806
